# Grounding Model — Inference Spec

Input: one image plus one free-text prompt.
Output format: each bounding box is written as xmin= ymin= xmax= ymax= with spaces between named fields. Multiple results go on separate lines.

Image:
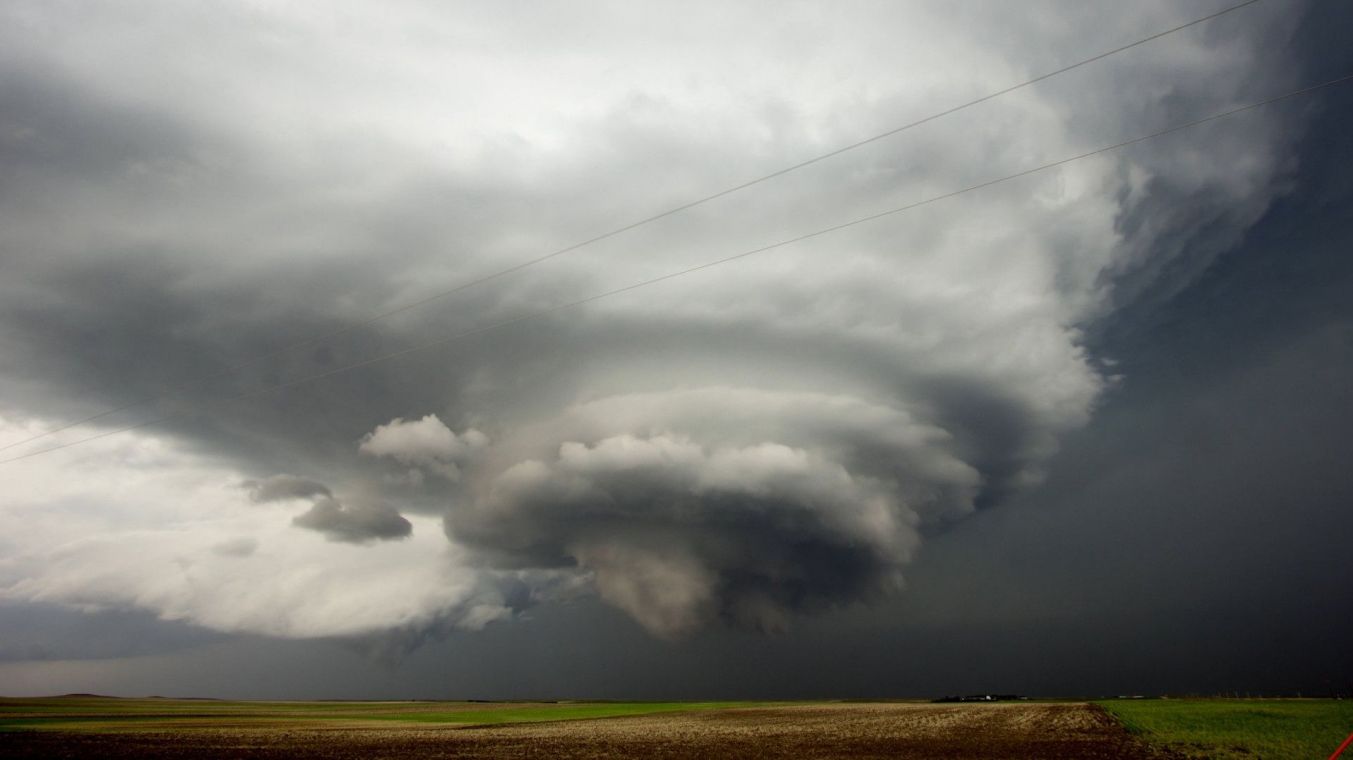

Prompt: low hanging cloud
xmin=447 ymin=389 xmax=979 ymax=636
xmin=459 ymin=433 xmax=917 ymax=637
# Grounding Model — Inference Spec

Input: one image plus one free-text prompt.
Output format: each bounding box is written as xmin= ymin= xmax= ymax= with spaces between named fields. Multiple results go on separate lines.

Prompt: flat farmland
xmin=0 ymin=697 xmax=1156 ymax=759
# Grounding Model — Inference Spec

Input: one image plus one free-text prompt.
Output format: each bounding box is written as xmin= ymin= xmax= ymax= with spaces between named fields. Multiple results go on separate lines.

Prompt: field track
xmin=0 ymin=701 xmax=1158 ymax=759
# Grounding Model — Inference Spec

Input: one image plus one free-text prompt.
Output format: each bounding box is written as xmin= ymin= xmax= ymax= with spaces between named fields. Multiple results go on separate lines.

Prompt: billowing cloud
xmin=450 ymin=389 xmax=983 ymax=636
xmin=359 ymin=415 xmax=488 ymax=482
xmin=460 ymin=432 xmax=918 ymax=637
xmin=0 ymin=0 xmax=1318 ymax=653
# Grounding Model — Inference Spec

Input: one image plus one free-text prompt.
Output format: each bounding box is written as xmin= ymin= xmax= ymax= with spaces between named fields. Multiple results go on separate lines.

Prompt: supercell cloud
xmin=0 ymin=1 xmax=1313 ymax=647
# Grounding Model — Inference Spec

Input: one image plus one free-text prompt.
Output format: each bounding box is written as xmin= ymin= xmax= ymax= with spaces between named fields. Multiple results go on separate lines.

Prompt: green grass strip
xmin=1098 ymin=698 xmax=1353 ymax=760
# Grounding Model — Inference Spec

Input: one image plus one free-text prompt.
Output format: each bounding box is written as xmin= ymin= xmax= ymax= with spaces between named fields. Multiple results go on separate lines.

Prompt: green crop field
xmin=1097 ymin=698 xmax=1353 ymax=760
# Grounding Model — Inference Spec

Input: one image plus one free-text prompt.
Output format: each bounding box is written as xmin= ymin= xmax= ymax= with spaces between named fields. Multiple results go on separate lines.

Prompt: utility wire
xmin=4 ymin=71 xmax=1349 ymax=468
xmin=0 ymin=0 xmax=1266 ymax=455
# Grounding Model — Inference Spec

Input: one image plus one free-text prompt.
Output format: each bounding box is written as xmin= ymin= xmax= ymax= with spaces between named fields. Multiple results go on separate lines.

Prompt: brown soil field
xmin=0 ymin=702 xmax=1165 ymax=759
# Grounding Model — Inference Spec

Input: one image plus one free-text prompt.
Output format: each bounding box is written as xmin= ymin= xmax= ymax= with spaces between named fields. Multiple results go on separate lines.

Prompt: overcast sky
xmin=1 ymin=0 xmax=1350 ymax=698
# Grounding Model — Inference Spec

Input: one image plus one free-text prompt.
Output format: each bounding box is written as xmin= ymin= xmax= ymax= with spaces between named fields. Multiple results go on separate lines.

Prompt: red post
xmin=1329 ymin=730 xmax=1353 ymax=760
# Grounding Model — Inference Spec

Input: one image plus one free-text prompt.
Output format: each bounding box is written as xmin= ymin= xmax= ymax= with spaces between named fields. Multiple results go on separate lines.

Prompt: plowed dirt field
xmin=1 ymin=701 xmax=1162 ymax=758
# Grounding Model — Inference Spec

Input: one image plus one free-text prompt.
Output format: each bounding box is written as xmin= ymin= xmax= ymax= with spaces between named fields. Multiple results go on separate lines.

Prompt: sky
xmin=0 ymin=0 xmax=1350 ymax=699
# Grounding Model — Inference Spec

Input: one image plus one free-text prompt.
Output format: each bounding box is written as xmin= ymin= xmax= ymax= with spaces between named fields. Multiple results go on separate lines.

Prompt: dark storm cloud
xmin=446 ymin=389 xmax=981 ymax=635
xmin=455 ymin=433 xmax=914 ymax=637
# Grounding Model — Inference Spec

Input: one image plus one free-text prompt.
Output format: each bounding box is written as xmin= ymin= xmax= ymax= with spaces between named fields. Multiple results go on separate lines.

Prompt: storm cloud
xmin=0 ymin=0 xmax=1334 ymax=666
xmin=292 ymin=496 xmax=413 ymax=544
xmin=246 ymin=471 xmax=412 ymax=543
xmin=244 ymin=474 xmax=332 ymax=503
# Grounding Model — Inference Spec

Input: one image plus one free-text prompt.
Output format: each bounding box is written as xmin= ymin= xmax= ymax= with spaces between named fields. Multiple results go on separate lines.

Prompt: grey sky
xmin=0 ymin=0 xmax=1349 ymax=697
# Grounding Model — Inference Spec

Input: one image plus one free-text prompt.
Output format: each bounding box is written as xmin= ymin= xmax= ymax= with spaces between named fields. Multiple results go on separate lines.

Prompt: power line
xmin=0 ymin=0 xmax=1266 ymax=455
xmin=5 ymin=71 xmax=1348 ymax=468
